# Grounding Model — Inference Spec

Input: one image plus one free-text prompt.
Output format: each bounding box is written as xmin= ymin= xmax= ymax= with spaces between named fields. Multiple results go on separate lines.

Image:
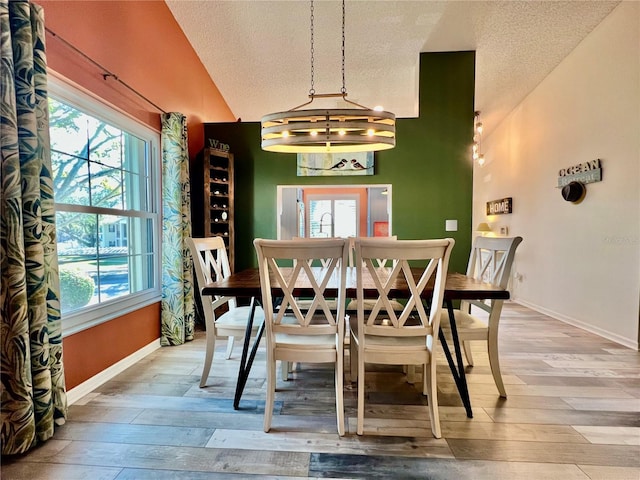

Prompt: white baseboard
xmin=67 ymin=339 xmax=161 ymax=405
xmin=514 ymin=299 xmax=638 ymax=351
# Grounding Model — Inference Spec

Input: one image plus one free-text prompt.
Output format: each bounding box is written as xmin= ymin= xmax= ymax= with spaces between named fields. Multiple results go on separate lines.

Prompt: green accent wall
xmin=200 ymin=51 xmax=475 ymax=273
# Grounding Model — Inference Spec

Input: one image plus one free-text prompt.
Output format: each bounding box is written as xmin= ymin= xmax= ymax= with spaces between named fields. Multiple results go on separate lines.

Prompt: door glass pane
xmin=309 ymin=199 xmax=332 ymax=238
xmin=334 ymin=199 xmax=357 ymax=238
xmin=308 ymin=198 xmax=357 ymax=238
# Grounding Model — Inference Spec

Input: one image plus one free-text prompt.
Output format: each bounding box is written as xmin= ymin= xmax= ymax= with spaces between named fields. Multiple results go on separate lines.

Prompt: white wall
xmin=474 ymin=1 xmax=640 ymax=349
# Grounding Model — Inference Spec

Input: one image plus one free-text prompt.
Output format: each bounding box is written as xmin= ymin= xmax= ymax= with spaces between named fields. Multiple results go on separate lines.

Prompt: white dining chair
xmin=347 ymin=235 xmax=397 ymax=269
xmin=254 ymin=238 xmax=349 ymax=436
xmin=346 ymin=235 xmax=401 ymax=312
xmin=187 ymin=236 xmax=264 ymax=388
xmin=350 ymin=237 xmax=455 ymax=438
xmin=440 ymin=235 xmax=523 ymax=397
xmin=289 ymin=236 xmax=338 ymax=335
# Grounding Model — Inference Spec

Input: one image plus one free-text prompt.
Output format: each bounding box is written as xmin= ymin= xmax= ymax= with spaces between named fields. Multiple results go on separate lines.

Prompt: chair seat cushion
xmin=440 ymin=309 xmax=488 ymax=339
xmin=349 ymin=319 xmax=428 ymax=350
xmin=275 ymin=332 xmax=338 ymax=349
xmin=361 ymin=333 xmax=427 ymax=350
xmin=274 ymin=314 xmax=339 ymax=351
xmin=217 ymin=305 xmax=264 ymax=330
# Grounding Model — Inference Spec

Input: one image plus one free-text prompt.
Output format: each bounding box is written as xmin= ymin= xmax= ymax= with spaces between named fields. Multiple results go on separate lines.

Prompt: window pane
xmin=52 ymin=151 xmax=90 ymax=205
xmin=48 ymin=98 xmax=90 ymax=157
xmin=127 ymin=217 xmax=154 ymax=256
xmin=134 ymin=218 xmax=157 ymax=293
xmin=129 ymin=253 xmax=155 ymax=293
xmin=57 ymin=212 xmax=98 ymax=314
xmin=97 ymin=255 xmax=129 ymax=302
xmin=123 ymin=171 xmax=144 ymax=211
xmin=90 ymin=161 xmax=123 ymax=210
xmin=97 ymin=214 xmax=128 ymax=301
xmin=123 ymin=133 xmax=147 ymax=175
xmin=89 ymin=118 xmax=123 ymax=168
xmin=99 ymin=215 xmax=128 ymax=250
xmin=56 ymin=211 xmax=98 ymax=253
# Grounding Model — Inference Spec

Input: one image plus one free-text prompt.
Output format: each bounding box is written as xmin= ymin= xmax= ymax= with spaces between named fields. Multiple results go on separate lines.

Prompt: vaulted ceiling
xmin=166 ymin=0 xmax=619 ymax=136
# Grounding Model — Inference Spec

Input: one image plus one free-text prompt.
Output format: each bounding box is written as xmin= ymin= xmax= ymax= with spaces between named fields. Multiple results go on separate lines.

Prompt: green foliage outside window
xmin=58 ymin=265 xmax=95 ymax=312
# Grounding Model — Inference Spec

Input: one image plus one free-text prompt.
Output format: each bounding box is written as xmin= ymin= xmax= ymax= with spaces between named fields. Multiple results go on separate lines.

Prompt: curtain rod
xmin=45 ymin=27 xmax=168 ymax=115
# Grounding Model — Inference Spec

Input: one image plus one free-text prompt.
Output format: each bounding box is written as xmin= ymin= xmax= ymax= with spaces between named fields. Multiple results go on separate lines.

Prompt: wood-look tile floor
xmin=3 ymin=302 xmax=640 ymax=479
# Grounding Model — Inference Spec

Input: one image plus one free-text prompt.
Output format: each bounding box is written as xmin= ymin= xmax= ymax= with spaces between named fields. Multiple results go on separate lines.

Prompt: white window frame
xmin=48 ymin=73 xmax=162 ymax=337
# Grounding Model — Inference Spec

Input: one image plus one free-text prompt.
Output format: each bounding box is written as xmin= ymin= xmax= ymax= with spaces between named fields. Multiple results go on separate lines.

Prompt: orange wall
xmin=39 ymin=0 xmax=235 ymax=159
xmin=63 ymin=303 xmax=161 ymax=388
xmin=37 ymin=0 xmax=234 ymax=389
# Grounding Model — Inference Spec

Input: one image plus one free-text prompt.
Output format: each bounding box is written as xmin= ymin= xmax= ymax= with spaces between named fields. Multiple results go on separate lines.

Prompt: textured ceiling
xmin=166 ymin=0 xmax=620 ymax=136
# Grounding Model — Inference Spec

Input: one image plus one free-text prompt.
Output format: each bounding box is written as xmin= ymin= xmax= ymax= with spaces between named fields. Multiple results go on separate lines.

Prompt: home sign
xmin=486 ymin=197 xmax=512 ymax=215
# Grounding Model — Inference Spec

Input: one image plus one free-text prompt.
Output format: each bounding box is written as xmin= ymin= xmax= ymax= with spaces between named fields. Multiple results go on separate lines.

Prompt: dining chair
xmin=289 ymin=236 xmax=338 ymax=321
xmin=440 ymin=235 xmax=523 ymax=397
xmin=254 ymin=238 xmax=349 ymax=436
xmin=292 ymin=236 xmax=334 ymax=267
xmin=350 ymin=237 xmax=455 ymax=438
xmin=347 ymin=235 xmax=397 ymax=269
xmin=187 ymin=236 xmax=264 ymax=388
xmin=346 ymin=235 xmax=401 ymax=312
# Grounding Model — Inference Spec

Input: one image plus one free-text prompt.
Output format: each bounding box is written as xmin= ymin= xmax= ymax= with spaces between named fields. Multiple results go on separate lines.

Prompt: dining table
xmin=202 ymin=267 xmax=510 ymax=418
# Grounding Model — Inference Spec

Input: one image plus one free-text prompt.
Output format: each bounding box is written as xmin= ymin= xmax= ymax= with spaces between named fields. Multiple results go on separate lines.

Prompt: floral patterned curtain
xmin=160 ymin=112 xmax=195 ymax=345
xmin=1 ymin=0 xmax=67 ymax=455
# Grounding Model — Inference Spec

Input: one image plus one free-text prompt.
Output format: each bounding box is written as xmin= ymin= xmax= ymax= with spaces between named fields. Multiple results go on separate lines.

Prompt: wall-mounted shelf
xmin=193 ymin=148 xmax=235 ymax=271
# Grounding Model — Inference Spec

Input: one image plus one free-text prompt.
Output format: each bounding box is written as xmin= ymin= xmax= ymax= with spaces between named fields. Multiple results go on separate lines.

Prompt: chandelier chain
xmin=309 ymin=0 xmax=347 ymax=97
xmin=341 ymin=0 xmax=346 ymax=94
xmin=309 ymin=0 xmax=315 ymax=96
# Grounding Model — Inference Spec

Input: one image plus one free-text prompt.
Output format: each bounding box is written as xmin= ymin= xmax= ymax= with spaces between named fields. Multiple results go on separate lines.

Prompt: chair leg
xmin=356 ymin=353 xmax=365 ymax=435
xmin=225 ymin=336 xmax=235 ymax=359
xmin=335 ymin=353 xmax=345 ymax=436
xmin=422 ymin=363 xmax=428 ymax=395
xmin=425 ymin=360 xmax=441 ymax=439
xmin=349 ymin=332 xmax=358 ymax=382
xmin=406 ymin=365 xmax=416 ymax=384
xmin=462 ymin=340 xmax=474 ymax=366
xmin=199 ymin=330 xmax=216 ymax=388
xmin=264 ymin=351 xmax=276 ymax=433
xmin=488 ymin=333 xmax=507 ymax=398
xmin=281 ymin=361 xmax=289 ymax=381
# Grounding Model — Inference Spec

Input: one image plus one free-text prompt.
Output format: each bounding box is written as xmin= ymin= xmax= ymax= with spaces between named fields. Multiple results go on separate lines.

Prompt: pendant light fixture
xmin=261 ymin=0 xmax=396 ymax=154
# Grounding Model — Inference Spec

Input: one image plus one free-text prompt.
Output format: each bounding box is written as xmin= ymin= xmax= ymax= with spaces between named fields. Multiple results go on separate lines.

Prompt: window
xmin=307 ymin=195 xmax=359 ymax=238
xmin=49 ymin=76 xmax=161 ymax=335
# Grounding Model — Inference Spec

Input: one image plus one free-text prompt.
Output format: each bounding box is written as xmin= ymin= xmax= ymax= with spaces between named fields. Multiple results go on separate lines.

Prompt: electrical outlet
xmin=499 ymin=226 xmax=509 ymax=236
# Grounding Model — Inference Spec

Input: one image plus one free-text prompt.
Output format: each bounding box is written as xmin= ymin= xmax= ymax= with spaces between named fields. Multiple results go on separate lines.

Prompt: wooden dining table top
xmin=201 ymin=267 xmax=510 ymax=302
